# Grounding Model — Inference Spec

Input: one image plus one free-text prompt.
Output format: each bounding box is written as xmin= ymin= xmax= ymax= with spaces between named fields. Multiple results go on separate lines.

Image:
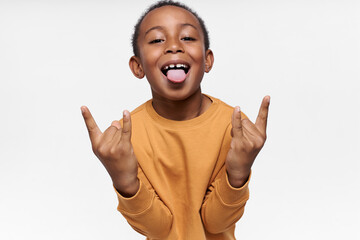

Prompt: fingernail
xmin=236 ymin=106 xmax=241 ymax=112
xmin=123 ymin=110 xmax=128 ymax=118
xmin=81 ymin=106 xmax=85 ymax=114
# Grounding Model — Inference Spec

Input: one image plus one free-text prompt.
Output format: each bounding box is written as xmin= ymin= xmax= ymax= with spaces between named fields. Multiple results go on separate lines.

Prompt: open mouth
xmin=161 ymin=63 xmax=190 ymax=75
xmin=161 ymin=63 xmax=190 ymax=83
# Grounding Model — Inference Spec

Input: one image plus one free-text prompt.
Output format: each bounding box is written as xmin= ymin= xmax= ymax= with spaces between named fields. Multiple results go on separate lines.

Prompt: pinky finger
xmin=232 ymin=106 xmax=243 ymax=138
xmin=120 ymin=110 xmax=132 ymax=143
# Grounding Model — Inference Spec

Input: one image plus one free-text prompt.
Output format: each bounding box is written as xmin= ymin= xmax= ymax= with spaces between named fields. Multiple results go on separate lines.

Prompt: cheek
xmin=187 ymin=46 xmax=206 ymax=67
xmin=140 ymin=48 xmax=161 ymax=74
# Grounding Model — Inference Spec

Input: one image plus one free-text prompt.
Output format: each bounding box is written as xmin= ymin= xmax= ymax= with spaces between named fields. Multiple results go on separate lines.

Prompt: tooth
xmin=176 ymin=64 xmax=182 ymax=68
xmin=169 ymin=64 xmax=175 ymax=68
xmin=164 ymin=66 xmax=169 ymax=70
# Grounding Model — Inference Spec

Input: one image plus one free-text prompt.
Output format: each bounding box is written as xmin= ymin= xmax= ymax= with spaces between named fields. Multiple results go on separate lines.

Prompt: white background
xmin=0 ymin=0 xmax=359 ymax=239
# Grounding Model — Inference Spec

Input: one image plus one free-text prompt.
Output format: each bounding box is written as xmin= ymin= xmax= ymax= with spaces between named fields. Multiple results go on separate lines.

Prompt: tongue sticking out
xmin=167 ymin=69 xmax=186 ymax=83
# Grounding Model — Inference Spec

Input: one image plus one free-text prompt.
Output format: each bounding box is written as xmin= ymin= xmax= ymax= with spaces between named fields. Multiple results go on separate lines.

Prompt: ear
xmin=204 ymin=49 xmax=214 ymax=73
xmin=129 ymin=56 xmax=145 ymax=79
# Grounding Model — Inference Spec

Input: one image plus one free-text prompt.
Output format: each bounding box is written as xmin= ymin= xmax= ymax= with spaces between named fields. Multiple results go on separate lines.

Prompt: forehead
xmin=139 ymin=5 xmax=201 ymax=34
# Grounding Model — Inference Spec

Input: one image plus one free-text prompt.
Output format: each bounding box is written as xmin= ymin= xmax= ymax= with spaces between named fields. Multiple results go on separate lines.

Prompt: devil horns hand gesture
xmin=225 ymin=96 xmax=270 ymax=188
xmin=81 ymin=106 xmax=139 ymax=197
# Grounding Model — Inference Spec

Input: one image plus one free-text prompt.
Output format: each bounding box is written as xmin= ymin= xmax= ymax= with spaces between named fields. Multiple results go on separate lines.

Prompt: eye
xmin=182 ymin=37 xmax=196 ymax=41
xmin=149 ymin=39 xmax=164 ymax=44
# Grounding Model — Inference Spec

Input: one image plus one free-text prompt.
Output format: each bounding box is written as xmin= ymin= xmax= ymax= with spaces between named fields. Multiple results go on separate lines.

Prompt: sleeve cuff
xmin=216 ymin=169 xmax=251 ymax=205
xmin=114 ymin=179 xmax=154 ymax=214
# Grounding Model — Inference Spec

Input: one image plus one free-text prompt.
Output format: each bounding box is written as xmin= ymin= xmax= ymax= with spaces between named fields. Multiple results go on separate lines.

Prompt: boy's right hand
xmin=81 ymin=106 xmax=139 ymax=197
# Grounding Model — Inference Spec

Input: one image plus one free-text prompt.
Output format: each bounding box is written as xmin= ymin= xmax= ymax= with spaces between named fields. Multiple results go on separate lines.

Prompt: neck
xmin=151 ymin=88 xmax=211 ymax=121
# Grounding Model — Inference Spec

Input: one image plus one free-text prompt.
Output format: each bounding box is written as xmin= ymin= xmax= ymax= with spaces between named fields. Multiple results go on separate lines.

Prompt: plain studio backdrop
xmin=0 ymin=0 xmax=359 ymax=239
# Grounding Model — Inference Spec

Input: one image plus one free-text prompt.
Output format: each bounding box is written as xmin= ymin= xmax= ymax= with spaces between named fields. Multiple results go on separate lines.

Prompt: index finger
xmin=255 ymin=96 xmax=270 ymax=135
xmin=81 ymin=106 xmax=102 ymax=142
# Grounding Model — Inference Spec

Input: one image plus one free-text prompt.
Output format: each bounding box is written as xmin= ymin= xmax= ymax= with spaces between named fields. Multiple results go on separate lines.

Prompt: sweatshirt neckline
xmin=145 ymin=94 xmax=219 ymax=129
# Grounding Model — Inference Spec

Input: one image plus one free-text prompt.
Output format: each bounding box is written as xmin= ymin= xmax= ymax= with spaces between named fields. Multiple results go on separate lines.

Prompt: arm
xmin=201 ymin=167 xmax=250 ymax=234
xmin=115 ymin=167 xmax=173 ymax=238
xmin=201 ymin=96 xmax=270 ymax=234
xmin=81 ymin=107 xmax=172 ymax=238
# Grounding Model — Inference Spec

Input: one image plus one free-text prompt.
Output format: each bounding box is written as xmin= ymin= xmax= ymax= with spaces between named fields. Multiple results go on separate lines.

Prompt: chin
xmin=161 ymin=87 xmax=202 ymax=102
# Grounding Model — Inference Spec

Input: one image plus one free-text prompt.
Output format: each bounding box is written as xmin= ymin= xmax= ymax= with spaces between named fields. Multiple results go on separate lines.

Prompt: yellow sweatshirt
xmin=115 ymin=95 xmax=250 ymax=240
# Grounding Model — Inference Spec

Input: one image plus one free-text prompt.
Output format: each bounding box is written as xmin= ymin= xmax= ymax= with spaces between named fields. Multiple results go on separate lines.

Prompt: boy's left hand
xmin=225 ymin=96 xmax=270 ymax=188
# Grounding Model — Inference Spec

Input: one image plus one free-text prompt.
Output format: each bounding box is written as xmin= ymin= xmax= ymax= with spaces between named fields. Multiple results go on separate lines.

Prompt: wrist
xmin=226 ymin=169 xmax=250 ymax=188
xmin=113 ymin=175 xmax=139 ymax=198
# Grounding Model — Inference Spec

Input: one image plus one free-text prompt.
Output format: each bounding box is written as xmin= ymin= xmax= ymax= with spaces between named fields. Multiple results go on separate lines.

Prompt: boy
xmin=81 ymin=1 xmax=270 ymax=239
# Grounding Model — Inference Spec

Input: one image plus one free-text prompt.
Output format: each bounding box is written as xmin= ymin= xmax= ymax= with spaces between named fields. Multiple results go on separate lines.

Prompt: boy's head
xmin=131 ymin=0 xmax=210 ymax=57
xmin=129 ymin=1 xmax=214 ymax=101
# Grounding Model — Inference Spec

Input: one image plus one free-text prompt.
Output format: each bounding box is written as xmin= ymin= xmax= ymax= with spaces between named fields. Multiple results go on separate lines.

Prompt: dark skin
xmin=129 ymin=6 xmax=214 ymax=120
xmin=81 ymin=6 xmax=270 ymax=197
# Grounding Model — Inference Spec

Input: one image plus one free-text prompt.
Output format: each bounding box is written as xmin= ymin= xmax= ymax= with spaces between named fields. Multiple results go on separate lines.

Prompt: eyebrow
xmin=145 ymin=26 xmax=163 ymax=36
xmin=144 ymin=23 xmax=198 ymax=36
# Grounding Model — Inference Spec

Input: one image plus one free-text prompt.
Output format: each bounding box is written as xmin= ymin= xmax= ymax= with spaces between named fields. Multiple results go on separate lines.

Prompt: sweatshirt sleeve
xmin=200 ymin=120 xmax=250 ymax=234
xmin=200 ymin=168 xmax=250 ymax=234
xmin=114 ymin=167 xmax=173 ymax=239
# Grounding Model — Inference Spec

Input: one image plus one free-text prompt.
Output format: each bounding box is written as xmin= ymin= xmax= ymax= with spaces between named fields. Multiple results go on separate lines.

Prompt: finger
xmin=242 ymin=118 xmax=261 ymax=138
xmin=101 ymin=124 xmax=119 ymax=143
xmin=120 ymin=110 xmax=132 ymax=143
xmin=255 ymin=96 xmax=270 ymax=135
xmin=231 ymin=106 xmax=243 ymax=138
xmin=111 ymin=120 xmax=121 ymax=130
xmin=111 ymin=120 xmax=123 ymax=144
xmin=81 ymin=106 xmax=102 ymax=142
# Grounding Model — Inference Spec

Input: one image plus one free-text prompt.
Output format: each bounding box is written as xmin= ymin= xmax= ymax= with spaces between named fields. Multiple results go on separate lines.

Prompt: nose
xmin=164 ymin=38 xmax=184 ymax=54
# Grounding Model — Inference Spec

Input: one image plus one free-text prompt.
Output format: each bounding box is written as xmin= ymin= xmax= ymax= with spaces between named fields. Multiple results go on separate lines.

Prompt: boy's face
xmin=130 ymin=6 xmax=214 ymax=101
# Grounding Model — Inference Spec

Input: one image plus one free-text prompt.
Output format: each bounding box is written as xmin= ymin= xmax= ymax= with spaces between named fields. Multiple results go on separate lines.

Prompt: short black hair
xmin=131 ymin=0 xmax=210 ymax=57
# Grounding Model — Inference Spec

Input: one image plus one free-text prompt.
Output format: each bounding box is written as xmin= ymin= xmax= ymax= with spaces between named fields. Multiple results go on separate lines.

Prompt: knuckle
xmin=254 ymin=143 xmax=262 ymax=151
xmin=97 ymin=145 xmax=109 ymax=157
xmin=118 ymin=144 xmax=128 ymax=156
xmin=248 ymin=141 xmax=255 ymax=149
xmin=259 ymin=134 xmax=266 ymax=144
xmin=254 ymin=138 xmax=265 ymax=149
xmin=231 ymin=140 xmax=243 ymax=152
xmin=230 ymin=140 xmax=237 ymax=150
xmin=242 ymin=119 xmax=250 ymax=125
xmin=122 ymin=128 xmax=131 ymax=135
xmin=109 ymin=147 xmax=117 ymax=156
xmin=234 ymin=125 xmax=242 ymax=131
